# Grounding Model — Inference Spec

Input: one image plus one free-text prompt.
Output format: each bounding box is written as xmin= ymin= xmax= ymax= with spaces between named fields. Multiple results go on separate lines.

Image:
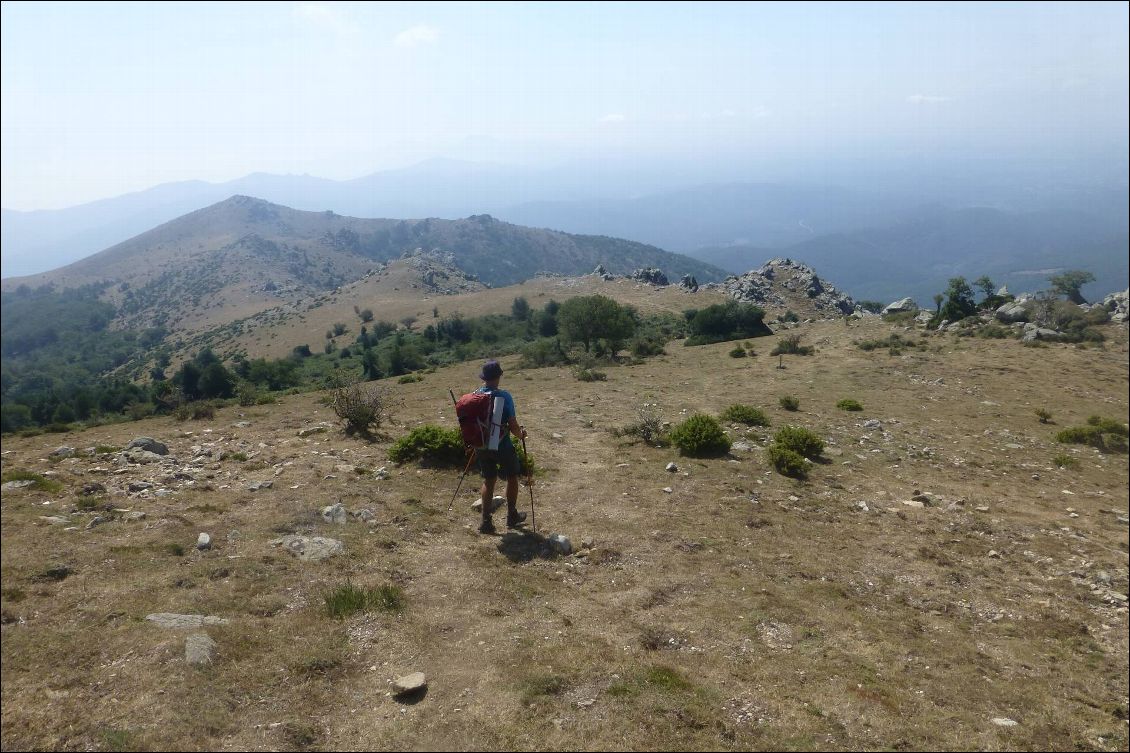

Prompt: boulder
xmin=392 ymin=672 xmax=427 ymax=695
xmin=882 ymin=297 xmax=918 ymax=314
xmin=995 ymin=300 xmax=1029 ymax=323
xmin=126 ymin=437 xmax=168 ymax=455
xmin=196 ymin=533 xmax=212 ymax=550
xmin=548 ymin=534 xmax=573 ymax=555
xmin=272 ymin=535 xmax=343 ymax=562
xmin=185 ymin=632 xmax=217 ymax=666
xmin=1101 ymin=288 xmax=1129 ymax=323
xmin=322 ymin=503 xmax=348 ymax=525
xmin=49 ymin=446 xmax=76 ymax=459
xmin=631 ymin=267 xmax=669 ymax=286
xmin=679 ymin=274 xmax=699 ymax=292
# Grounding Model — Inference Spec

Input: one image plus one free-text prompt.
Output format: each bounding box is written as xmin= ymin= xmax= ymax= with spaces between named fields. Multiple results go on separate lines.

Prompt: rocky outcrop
xmin=631 ymin=267 xmax=669 ymax=286
xmin=679 ymin=274 xmax=699 ymax=292
xmin=1101 ymin=289 xmax=1129 ymax=323
xmin=995 ymin=294 xmax=1033 ymax=323
xmin=722 ymin=258 xmax=857 ymax=318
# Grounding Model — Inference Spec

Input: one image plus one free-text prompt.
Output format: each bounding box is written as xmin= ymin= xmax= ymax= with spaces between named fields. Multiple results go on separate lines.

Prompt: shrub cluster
xmin=331 ymin=380 xmax=394 ymax=438
xmin=720 ymin=404 xmax=770 ymax=427
xmin=779 ymin=395 xmax=800 ymax=411
xmin=767 ymin=425 xmax=824 ymax=478
xmin=1055 ymin=416 xmax=1128 ymax=453
xmin=770 ymin=335 xmax=814 ymax=356
xmin=670 ymin=414 xmax=731 ymax=457
xmin=612 ymin=405 xmax=669 ymax=447
xmin=388 ymin=425 xmax=465 ymax=466
xmin=836 ymin=398 xmax=863 ymax=411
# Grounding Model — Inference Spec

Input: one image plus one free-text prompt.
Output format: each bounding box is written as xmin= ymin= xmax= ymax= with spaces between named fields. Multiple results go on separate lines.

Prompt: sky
xmin=2 ymin=1 xmax=1128 ymax=210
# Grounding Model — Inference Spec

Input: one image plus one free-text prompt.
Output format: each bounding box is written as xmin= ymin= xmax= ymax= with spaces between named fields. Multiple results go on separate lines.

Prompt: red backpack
xmin=455 ymin=391 xmax=496 ymax=449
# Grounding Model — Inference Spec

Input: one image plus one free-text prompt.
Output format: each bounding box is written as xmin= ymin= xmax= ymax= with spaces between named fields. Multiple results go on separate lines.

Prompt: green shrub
xmin=191 ymin=402 xmax=216 ymax=420
xmin=779 ymin=395 xmax=800 ymax=411
xmin=388 ymin=425 xmax=465 ymax=466
xmin=767 ymin=445 xmax=808 ymax=478
xmin=684 ymin=301 xmax=770 ymax=346
xmin=773 ymin=425 xmax=824 ymax=459
xmin=515 ymin=442 xmax=539 ymax=478
xmin=1055 ymin=417 xmax=1129 ymax=453
xmin=720 ymin=404 xmax=770 ymax=427
xmin=574 ymin=368 xmax=607 ymax=382
xmin=1086 ymin=415 xmax=1129 ymax=436
xmin=237 ymin=384 xmax=259 ymax=406
xmin=331 ymin=380 xmax=394 ymax=438
xmin=728 ymin=346 xmax=747 ymax=358
xmin=836 ymin=398 xmax=864 ymax=411
xmin=670 ymin=414 xmax=731 ymax=457
xmin=397 ymin=374 xmax=423 ymax=384
xmin=520 ymin=338 xmax=570 ymax=368
xmin=631 ymin=337 xmax=667 ymax=358
xmin=1052 ymin=453 xmax=1080 ymax=470
xmin=1035 ymin=408 xmax=1052 ymax=424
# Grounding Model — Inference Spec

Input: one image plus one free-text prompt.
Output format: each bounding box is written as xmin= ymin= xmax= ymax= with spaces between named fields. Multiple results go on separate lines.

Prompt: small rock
xmin=975 ymin=506 xmax=990 ymax=512
xmin=551 ymin=433 xmax=564 ymax=440
xmin=40 ymin=515 xmax=71 ymax=525
xmin=128 ymin=481 xmax=155 ymax=492
xmin=988 ymin=550 xmax=1001 ymax=558
xmin=471 ymin=496 xmax=506 ymax=513
xmin=322 ymin=503 xmax=348 ymax=525
xmin=49 ymin=446 xmax=76 ymax=459
xmin=991 ymin=718 xmax=1018 ymax=727
xmin=80 ymin=482 xmax=106 ymax=496
xmin=126 ymin=437 xmax=168 ymax=455
xmin=855 ymin=501 xmax=870 ymax=512
xmin=662 ymin=487 xmax=673 ymax=494
xmin=196 ymin=533 xmax=212 ymax=550
xmin=125 ymin=449 xmax=164 ymax=464
xmin=185 ymin=632 xmax=217 ymax=666
xmin=233 ymin=421 xmax=251 ymax=428
xmin=122 ymin=511 xmax=147 ymax=522
xmin=548 ymin=534 xmax=573 ymax=555
xmin=356 ymin=508 xmax=376 ymax=523
xmin=862 ymin=419 xmax=882 ymax=430
xmin=901 ymin=500 xmax=925 ymax=509
xmin=374 ymin=466 xmax=391 ymax=480
xmin=665 ymin=462 xmax=678 ymax=472
xmin=247 ymin=480 xmax=273 ymax=491
xmin=392 ymin=672 xmax=427 ymax=695
xmin=86 ymin=515 xmax=108 ymax=529
xmin=297 ymin=426 xmax=328 ymax=437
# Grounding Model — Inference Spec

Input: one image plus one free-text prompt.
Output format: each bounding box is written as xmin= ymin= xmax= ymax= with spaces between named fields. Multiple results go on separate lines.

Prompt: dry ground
xmin=2 ymin=316 xmax=1128 ymax=752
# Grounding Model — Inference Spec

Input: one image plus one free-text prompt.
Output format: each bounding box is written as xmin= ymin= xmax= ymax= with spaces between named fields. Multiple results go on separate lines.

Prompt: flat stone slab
xmin=3 ymin=480 xmax=36 ymax=491
xmin=126 ymin=437 xmax=168 ymax=455
xmin=146 ymin=613 xmax=230 ymax=629
xmin=471 ymin=496 xmax=505 ymax=513
xmin=392 ymin=672 xmax=427 ymax=695
xmin=185 ymin=632 xmax=218 ymax=666
xmin=272 ymin=535 xmax=343 ymax=562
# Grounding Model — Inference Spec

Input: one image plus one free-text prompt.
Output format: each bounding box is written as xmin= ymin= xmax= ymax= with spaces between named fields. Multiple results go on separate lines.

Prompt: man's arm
xmin=507 ymin=416 xmax=527 ymax=439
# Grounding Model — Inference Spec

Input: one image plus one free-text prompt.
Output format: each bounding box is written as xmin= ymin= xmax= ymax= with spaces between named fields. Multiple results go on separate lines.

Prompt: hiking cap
xmin=479 ymin=359 xmax=503 ymax=381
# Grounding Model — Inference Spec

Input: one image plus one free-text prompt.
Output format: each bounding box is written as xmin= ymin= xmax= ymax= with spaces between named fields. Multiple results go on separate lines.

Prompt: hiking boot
xmin=506 ymin=510 xmax=527 ymax=528
xmin=478 ymin=518 xmax=496 ymax=535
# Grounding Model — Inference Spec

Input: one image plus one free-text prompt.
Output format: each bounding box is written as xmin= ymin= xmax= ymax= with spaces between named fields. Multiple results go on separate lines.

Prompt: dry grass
xmin=2 ymin=311 xmax=1128 ymax=751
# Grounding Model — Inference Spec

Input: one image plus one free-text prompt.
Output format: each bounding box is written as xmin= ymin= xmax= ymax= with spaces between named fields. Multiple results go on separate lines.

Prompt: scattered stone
xmin=80 ymin=482 xmax=106 ymax=496
xmin=551 ymin=432 xmax=564 ymax=440
xmin=901 ymin=499 xmax=925 ymax=509
xmin=196 ymin=533 xmax=212 ymax=550
xmin=125 ymin=449 xmax=164 ymax=464
xmin=991 ymin=718 xmax=1018 ymax=727
xmin=322 ymin=503 xmax=348 ymax=525
xmin=145 ymin=613 xmax=229 ymax=629
xmin=1100 ymin=288 xmax=1128 ymax=322
xmin=471 ymin=496 xmax=506 ymax=513
xmin=548 ymin=534 xmax=573 ymax=555
xmin=40 ymin=515 xmax=71 ymax=526
xmin=126 ymin=437 xmax=168 ymax=455
xmin=272 ymin=535 xmax=343 ymax=562
xmin=855 ymin=501 xmax=870 ymax=512
xmin=862 ymin=419 xmax=882 ymax=430
xmin=731 ymin=440 xmax=754 ymax=452
xmin=297 ymin=426 xmax=328 ymax=437
xmin=975 ymin=506 xmax=990 ymax=512
xmin=128 ymin=481 xmax=155 ymax=492
xmin=355 ymin=508 xmax=376 ymax=523
xmin=86 ymin=515 xmax=108 ymax=529
xmin=247 ymin=480 xmax=273 ymax=491
xmin=391 ymin=672 xmax=427 ymax=695
xmin=185 ymin=632 xmax=217 ymax=666
xmin=49 ymin=446 xmax=76 ymax=459
xmin=988 ymin=550 xmax=1001 ymax=558
xmin=662 ymin=487 xmax=673 ymax=494
xmin=374 ymin=466 xmax=391 ymax=480
xmin=665 ymin=462 xmax=678 ymax=472
xmin=122 ymin=511 xmax=147 ymax=522
xmin=232 ymin=421 xmax=251 ymax=428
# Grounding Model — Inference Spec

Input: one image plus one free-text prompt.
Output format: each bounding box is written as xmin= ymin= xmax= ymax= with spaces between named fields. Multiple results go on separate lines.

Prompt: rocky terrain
xmin=719 ymin=258 xmax=859 ymax=319
xmin=2 ymin=294 xmax=1127 ymax=751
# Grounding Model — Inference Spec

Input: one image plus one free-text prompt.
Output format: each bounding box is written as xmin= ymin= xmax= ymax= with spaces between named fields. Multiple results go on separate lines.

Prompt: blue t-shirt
xmin=475 ymin=386 xmax=516 ymax=449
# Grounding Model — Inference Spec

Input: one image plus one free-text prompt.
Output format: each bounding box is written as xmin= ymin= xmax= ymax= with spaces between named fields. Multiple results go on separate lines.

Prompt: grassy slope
xmin=1 ymin=317 xmax=1128 ymax=751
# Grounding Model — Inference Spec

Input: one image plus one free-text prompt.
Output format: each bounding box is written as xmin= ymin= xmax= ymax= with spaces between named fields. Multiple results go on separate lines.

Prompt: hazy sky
xmin=2 ymin=1 xmax=1127 ymax=210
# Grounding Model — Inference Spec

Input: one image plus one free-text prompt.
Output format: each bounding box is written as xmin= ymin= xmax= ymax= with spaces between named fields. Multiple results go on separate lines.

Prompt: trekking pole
xmin=521 ymin=436 xmax=536 ymax=534
xmin=447 ymin=389 xmax=474 ymax=511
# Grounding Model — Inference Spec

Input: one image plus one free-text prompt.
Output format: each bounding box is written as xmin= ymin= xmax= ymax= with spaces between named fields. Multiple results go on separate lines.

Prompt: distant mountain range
xmin=1 ymin=196 xmax=723 ymax=336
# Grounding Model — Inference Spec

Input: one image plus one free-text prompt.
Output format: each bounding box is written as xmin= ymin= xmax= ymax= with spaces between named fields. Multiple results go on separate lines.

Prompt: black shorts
xmin=476 ymin=443 xmax=522 ymax=479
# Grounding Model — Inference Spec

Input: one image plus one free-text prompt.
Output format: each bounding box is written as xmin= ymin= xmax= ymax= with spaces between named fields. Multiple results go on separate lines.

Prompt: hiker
xmin=473 ymin=359 xmax=528 ymax=534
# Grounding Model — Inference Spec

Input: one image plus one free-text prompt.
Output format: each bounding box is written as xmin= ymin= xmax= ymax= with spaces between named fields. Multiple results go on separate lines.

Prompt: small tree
xmin=973 ymin=276 xmax=995 ymax=303
xmin=331 ymin=378 xmax=396 ymax=439
xmin=937 ymin=277 xmax=976 ymax=323
xmin=1048 ymin=270 xmax=1095 ymax=305
xmin=511 ymin=296 xmax=531 ymax=321
xmin=557 ymin=295 xmax=636 ymax=354
xmin=360 ymin=308 xmax=374 ymax=323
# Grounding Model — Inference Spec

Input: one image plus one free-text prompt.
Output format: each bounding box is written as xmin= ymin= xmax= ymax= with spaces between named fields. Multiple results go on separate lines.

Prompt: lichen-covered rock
xmin=722 ymin=258 xmax=857 ymax=318
xmin=631 ymin=267 xmax=669 ymax=286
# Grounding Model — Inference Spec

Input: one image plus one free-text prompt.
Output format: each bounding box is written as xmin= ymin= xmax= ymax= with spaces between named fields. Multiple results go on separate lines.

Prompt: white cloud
xmin=906 ymin=94 xmax=953 ymax=105
xmin=394 ymin=24 xmax=439 ymax=48
xmin=599 ymin=113 xmax=626 ymax=123
xmin=293 ymin=3 xmax=359 ymax=38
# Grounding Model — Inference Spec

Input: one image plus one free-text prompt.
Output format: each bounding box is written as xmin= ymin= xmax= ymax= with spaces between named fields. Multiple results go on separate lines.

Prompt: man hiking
xmin=473 ymin=360 xmax=528 ymax=534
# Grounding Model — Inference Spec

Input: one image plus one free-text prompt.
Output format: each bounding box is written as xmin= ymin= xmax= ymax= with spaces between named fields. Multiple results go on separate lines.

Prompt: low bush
xmin=612 ymin=406 xmax=669 ymax=447
xmin=670 ymin=414 xmax=731 ymax=457
xmin=1052 ymin=453 xmax=1080 ymax=470
xmin=388 ymin=425 xmax=465 ymax=466
xmin=836 ymin=398 xmax=864 ymax=411
xmin=574 ymin=367 xmax=607 ymax=382
xmin=770 ymin=335 xmax=814 ymax=356
xmin=767 ymin=445 xmax=808 ymax=478
xmin=1035 ymin=408 xmax=1052 ymax=424
xmin=331 ymin=380 xmax=395 ymax=438
xmin=1055 ymin=416 xmax=1128 ymax=453
xmin=0 ymin=470 xmax=63 ymax=493
xmin=779 ymin=395 xmax=800 ymax=411
xmin=728 ymin=346 xmax=747 ymax=358
xmin=720 ymin=404 xmax=770 ymax=427
xmin=773 ymin=425 xmax=824 ymax=459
